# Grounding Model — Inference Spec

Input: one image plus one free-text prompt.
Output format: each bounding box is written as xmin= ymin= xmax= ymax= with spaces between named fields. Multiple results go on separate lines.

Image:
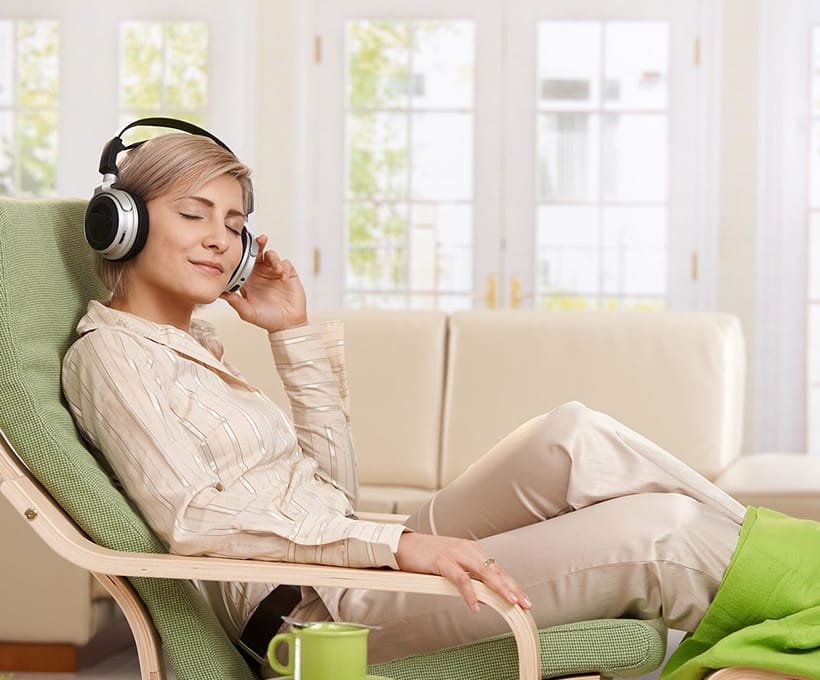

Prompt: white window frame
xmin=304 ymin=0 xmax=722 ymax=311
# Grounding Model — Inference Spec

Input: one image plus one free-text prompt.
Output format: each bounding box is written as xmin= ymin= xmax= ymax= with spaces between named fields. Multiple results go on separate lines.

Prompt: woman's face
xmin=126 ymin=173 xmax=246 ymax=312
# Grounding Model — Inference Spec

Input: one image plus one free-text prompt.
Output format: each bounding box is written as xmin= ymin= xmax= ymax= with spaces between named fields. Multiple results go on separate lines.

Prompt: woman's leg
xmin=340 ymin=492 xmax=741 ymax=663
xmin=407 ymin=401 xmax=745 ymax=539
xmin=339 ymin=402 xmax=745 ymax=662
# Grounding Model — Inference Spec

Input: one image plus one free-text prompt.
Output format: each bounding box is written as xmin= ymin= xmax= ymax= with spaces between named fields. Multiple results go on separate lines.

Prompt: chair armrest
xmin=1 ymin=473 xmax=539 ymax=680
xmin=357 ymin=511 xmax=410 ymax=523
xmin=705 ymin=668 xmax=810 ymax=679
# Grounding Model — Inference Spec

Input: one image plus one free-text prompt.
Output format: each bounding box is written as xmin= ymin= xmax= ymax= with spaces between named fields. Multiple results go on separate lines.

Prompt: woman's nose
xmin=203 ymin=223 xmax=228 ymax=252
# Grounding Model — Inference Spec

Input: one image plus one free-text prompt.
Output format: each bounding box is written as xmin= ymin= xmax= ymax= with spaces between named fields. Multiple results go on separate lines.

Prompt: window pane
xmin=536 ymin=205 xmax=600 ymax=297
xmin=120 ymin=21 xmax=208 ymax=121
xmin=0 ymin=21 xmax=13 ymax=107
xmin=411 ymin=112 xmax=472 ymax=200
xmin=601 ymin=206 xmax=666 ymax=296
xmin=347 ymin=112 xmax=408 ymax=200
xmin=346 ymin=201 xmax=407 ymax=291
xmin=412 ymin=22 xmax=473 ymax=109
xmin=0 ymin=111 xmax=12 ymax=195
xmin=17 ymin=110 xmax=58 ymax=195
xmin=603 ymin=114 xmax=667 ymax=202
xmin=347 ymin=21 xmax=411 ymax=110
xmin=164 ymin=23 xmax=208 ymax=111
xmin=538 ymin=113 xmax=600 ymax=202
xmin=120 ymin=23 xmax=163 ymax=111
xmin=604 ymin=22 xmax=668 ymax=111
xmin=16 ymin=21 xmax=58 ymax=108
xmin=538 ymin=22 xmax=600 ymax=110
xmin=414 ymin=203 xmax=472 ymax=293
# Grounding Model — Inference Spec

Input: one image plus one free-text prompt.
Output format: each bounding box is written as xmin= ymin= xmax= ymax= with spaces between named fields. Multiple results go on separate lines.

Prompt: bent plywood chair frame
xmin=0 ymin=426 xmax=542 ymax=680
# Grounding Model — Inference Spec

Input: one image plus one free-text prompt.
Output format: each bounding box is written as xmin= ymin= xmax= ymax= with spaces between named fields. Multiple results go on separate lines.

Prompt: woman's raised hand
xmin=220 ymin=235 xmax=308 ymax=333
xmin=395 ymin=532 xmax=532 ymax=614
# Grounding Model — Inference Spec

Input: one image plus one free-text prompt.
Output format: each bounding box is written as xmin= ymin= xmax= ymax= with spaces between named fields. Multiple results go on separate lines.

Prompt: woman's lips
xmin=190 ymin=260 xmax=224 ymax=275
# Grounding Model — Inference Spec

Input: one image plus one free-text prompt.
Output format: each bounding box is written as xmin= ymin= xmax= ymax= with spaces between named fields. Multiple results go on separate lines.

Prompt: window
xmin=0 ymin=19 xmax=59 ymax=197
xmin=0 ymin=0 xmax=253 ymax=202
xmin=313 ymin=0 xmax=717 ymax=311
xmin=119 ymin=21 xmax=209 ymax=131
xmin=345 ymin=20 xmax=475 ymax=308
xmin=536 ymin=22 xmax=668 ymax=311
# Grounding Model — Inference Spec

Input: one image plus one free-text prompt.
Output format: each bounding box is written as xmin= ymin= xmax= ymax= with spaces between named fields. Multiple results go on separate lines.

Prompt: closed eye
xmin=226 ymin=225 xmax=243 ymax=236
xmin=180 ymin=212 xmax=203 ymax=220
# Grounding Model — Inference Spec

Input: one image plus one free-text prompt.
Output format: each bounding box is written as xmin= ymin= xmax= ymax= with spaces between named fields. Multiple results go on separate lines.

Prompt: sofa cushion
xmin=196 ymin=306 xmax=447 ymax=494
xmin=358 ymin=484 xmax=436 ymax=514
xmin=441 ymin=310 xmax=745 ymax=486
xmin=716 ymin=453 xmax=820 ymax=521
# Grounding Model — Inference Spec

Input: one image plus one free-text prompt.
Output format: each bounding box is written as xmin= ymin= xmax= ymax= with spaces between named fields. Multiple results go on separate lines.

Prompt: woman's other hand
xmin=220 ymin=235 xmax=308 ymax=333
xmin=395 ymin=532 xmax=532 ymax=614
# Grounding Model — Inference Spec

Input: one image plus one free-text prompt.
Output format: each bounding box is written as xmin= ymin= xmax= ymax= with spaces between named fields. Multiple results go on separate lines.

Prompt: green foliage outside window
xmin=346 ymin=21 xmax=411 ymax=289
xmin=0 ymin=20 xmax=59 ymax=198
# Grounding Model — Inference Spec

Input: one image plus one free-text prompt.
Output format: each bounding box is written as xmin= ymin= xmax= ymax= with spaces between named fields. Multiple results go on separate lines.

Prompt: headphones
xmin=85 ymin=117 xmax=257 ymax=293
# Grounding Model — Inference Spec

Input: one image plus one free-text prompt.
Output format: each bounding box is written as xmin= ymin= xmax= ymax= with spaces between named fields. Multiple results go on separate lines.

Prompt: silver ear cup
xmin=224 ymin=227 xmax=258 ymax=293
xmin=84 ymin=184 xmax=143 ymax=260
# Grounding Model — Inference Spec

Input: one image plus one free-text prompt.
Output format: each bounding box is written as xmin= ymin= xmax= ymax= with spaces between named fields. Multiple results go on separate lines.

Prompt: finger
xmin=254 ymin=234 xmax=269 ymax=264
xmin=441 ymin=563 xmax=481 ymax=613
xmin=219 ymin=291 xmax=253 ymax=322
xmin=472 ymin=555 xmax=530 ymax=609
xmin=487 ymin=563 xmax=532 ymax=609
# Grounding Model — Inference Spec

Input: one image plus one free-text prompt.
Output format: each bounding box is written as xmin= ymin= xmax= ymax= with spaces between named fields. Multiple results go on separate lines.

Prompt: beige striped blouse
xmin=62 ymin=300 xmax=404 ymax=635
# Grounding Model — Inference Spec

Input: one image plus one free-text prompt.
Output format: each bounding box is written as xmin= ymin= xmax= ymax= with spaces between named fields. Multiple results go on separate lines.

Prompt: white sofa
xmin=3 ymin=307 xmax=819 ymax=659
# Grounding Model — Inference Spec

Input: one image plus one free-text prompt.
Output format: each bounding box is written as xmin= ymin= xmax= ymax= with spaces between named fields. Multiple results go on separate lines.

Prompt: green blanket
xmin=661 ymin=506 xmax=820 ymax=679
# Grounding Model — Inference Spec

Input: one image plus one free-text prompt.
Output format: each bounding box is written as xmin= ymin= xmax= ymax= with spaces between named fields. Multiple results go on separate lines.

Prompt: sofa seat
xmin=716 ymin=453 xmax=820 ymax=521
xmin=358 ymin=484 xmax=436 ymax=514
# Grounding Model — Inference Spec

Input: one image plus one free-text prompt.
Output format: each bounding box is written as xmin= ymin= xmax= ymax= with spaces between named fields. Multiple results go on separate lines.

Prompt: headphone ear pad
xmin=84 ymin=187 xmax=150 ymax=261
xmin=224 ymin=227 xmax=258 ymax=293
xmin=124 ymin=194 xmax=150 ymax=261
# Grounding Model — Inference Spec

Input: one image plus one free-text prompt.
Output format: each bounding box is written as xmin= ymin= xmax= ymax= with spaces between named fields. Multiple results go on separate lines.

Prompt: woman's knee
xmin=527 ymin=401 xmax=596 ymax=447
xmin=630 ymin=493 xmax=738 ymax=572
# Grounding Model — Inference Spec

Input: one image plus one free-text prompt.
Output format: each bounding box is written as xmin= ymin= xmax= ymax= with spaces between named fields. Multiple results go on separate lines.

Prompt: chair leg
xmin=91 ymin=572 xmax=165 ymax=680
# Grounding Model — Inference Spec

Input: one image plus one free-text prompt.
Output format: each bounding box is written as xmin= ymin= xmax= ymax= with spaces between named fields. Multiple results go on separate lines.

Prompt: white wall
xmin=718 ymin=0 xmax=760 ymax=452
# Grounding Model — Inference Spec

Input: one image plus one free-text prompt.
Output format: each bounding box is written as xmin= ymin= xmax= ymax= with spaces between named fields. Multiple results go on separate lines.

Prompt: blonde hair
xmin=94 ymin=133 xmax=253 ymax=296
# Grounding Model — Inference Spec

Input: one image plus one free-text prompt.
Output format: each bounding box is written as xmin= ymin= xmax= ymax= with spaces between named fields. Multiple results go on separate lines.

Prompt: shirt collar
xmin=77 ymin=300 xmax=247 ymax=387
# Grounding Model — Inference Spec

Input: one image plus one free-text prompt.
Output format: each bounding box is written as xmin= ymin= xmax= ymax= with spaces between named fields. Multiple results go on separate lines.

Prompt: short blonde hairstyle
xmin=93 ymin=133 xmax=253 ymax=296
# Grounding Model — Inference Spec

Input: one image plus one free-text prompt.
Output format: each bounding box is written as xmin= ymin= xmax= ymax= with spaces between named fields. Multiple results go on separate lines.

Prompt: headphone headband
xmin=99 ymin=117 xmax=253 ymax=213
xmin=86 ymin=117 xmax=258 ymax=292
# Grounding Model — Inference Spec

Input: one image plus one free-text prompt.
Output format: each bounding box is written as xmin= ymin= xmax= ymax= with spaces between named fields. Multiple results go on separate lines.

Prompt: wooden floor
xmin=5 ymin=647 xmax=173 ymax=680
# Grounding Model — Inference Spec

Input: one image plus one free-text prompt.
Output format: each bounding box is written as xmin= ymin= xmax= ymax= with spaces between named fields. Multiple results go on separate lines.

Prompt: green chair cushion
xmin=0 ymin=197 xmax=667 ymax=680
xmin=0 ymin=198 xmax=256 ymax=680
xmin=371 ymin=618 xmax=666 ymax=680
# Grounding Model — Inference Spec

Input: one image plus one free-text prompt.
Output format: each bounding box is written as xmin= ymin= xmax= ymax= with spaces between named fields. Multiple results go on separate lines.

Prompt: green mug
xmin=267 ymin=622 xmax=369 ymax=680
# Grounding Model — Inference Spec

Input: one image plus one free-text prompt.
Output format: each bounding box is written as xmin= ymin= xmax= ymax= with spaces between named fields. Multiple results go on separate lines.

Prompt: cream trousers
xmin=331 ymin=401 xmax=746 ymax=664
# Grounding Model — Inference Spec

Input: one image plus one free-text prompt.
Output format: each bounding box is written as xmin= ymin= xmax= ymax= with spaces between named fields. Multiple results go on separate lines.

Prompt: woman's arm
xmin=220 ymin=236 xmax=358 ymax=504
xmin=268 ymin=322 xmax=358 ymax=506
xmin=61 ymin=327 xmax=399 ymax=568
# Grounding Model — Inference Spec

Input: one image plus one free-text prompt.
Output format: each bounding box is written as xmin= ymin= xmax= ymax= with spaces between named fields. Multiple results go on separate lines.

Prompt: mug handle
xmin=267 ymin=632 xmax=294 ymax=675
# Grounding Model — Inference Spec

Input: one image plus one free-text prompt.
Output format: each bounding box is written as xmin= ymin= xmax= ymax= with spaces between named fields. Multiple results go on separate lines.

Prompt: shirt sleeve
xmin=268 ymin=322 xmax=359 ymax=507
xmin=61 ymin=328 xmax=403 ymax=569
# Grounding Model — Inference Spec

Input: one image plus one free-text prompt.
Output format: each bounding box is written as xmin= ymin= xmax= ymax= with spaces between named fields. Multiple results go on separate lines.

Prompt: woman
xmin=62 ymin=123 xmax=748 ymax=670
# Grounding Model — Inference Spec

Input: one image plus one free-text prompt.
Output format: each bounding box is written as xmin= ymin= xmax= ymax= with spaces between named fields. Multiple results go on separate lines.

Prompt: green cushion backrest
xmin=0 ymin=197 xmax=257 ymax=680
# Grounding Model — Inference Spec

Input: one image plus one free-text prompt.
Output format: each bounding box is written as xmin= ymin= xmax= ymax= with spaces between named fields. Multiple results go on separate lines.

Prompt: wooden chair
xmin=1 ymin=196 xmax=733 ymax=680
